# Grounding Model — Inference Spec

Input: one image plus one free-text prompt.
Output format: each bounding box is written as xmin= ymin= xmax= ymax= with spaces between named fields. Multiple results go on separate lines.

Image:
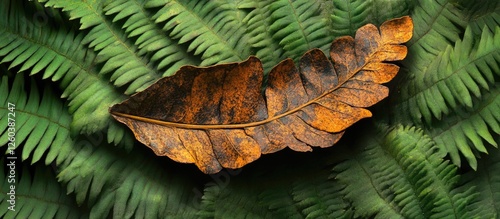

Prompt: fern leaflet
xmin=0 ymin=160 xmax=85 ymax=218
xmin=268 ymin=0 xmax=332 ymax=61
xmin=103 ymin=0 xmax=198 ymax=77
xmin=39 ymin=0 xmax=161 ymax=94
xmin=395 ymin=25 xmax=499 ymax=124
xmin=0 ymin=0 xmax=133 ymax=147
xmin=332 ymin=125 xmax=477 ymax=218
xmin=430 ymin=83 xmax=500 ymax=169
xmin=0 ymin=73 xmax=78 ymax=165
xmin=146 ymin=0 xmax=251 ymax=66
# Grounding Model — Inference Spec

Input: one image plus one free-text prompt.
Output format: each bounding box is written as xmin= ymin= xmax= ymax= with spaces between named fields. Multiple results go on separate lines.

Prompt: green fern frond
xmin=146 ymin=0 xmax=251 ymax=66
xmin=394 ymin=0 xmax=467 ymax=98
xmin=457 ymin=142 xmax=500 ymax=218
xmin=57 ymin=144 xmax=199 ymax=218
xmin=330 ymin=0 xmax=413 ymax=39
xmin=103 ymin=0 xmax=198 ymax=77
xmin=197 ymin=155 xmax=353 ymax=218
xmin=400 ymin=0 xmax=496 ymax=88
xmin=330 ymin=0 xmax=372 ymax=38
xmin=39 ymin=0 xmax=161 ymax=94
xmin=467 ymin=10 xmax=500 ymax=36
xmin=0 ymin=73 xmax=79 ymax=166
xmin=452 ymin=0 xmax=499 ymax=23
xmin=0 ymin=1 xmax=133 ymax=147
xmin=196 ymin=183 xmax=222 ymax=218
xmin=0 ymin=160 xmax=85 ymax=219
xmin=406 ymin=0 xmax=466 ymax=62
xmin=369 ymin=0 xmax=415 ymax=26
xmin=2 ymin=0 xmax=498 ymax=218
xmin=197 ymin=180 xmax=273 ymax=218
xmin=291 ymin=176 xmax=352 ymax=218
xmin=392 ymin=0 xmax=468 ymax=124
xmin=430 ymin=83 xmax=499 ymax=169
xmin=259 ymin=187 xmax=305 ymax=219
xmin=242 ymin=0 xmax=285 ymax=72
xmin=332 ymin=125 xmax=476 ymax=218
xmin=267 ymin=0 xmax=333 ymax=61
xmin=256 ymin=167 xmax=353 ymax=218
xmin=331 ymin=0 xmax=412 ymax=38
xmin=395 ymin=25 xmax=499 ymax=124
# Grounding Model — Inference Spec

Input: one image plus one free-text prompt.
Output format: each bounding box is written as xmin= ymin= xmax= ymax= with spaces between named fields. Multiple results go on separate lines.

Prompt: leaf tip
xmin=380 ymin=16 xmax=414 ymax=44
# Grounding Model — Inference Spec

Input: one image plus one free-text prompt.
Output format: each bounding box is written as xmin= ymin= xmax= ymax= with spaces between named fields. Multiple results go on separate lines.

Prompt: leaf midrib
xmin=111 ymin=58 xmax=368 ymax=130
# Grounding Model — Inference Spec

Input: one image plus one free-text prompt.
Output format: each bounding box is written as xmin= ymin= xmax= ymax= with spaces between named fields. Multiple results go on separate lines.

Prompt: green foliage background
xmin=0 ymin=0 xmax=499 ymax=218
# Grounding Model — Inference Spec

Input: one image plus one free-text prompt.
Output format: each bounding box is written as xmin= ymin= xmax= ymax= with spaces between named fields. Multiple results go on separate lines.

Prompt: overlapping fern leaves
xmin=39 ymin=0 xmax=161 ymax=94
xmin=330 ymin=0 xmax=414 ymax=38
xmin=0 ymin=0 xmax=133 ymax=148
xmin=242 ymin=0 xmax=285 ymax=72
xmin=332 ymin=125 xmax=475 ymax=218
xmin=0 ymin=73 xmax=77 ymax=165
xmin=457 ymin=136 xmax=500 ymax=217
xmin=431 ymin=84 xmax=499 ymax=169
xmin=0 ymin=73 xmax=86 ymax=218
xmin=196 ymin=151 xmax=352 ymax=218
xmin=267 ymin=0 xmax=332 ymax=61
xmin=0 ymin=0 xmax=499 ymax=218
xmin=57 ymin=144 xmax=199 ymax=218
xmin=195 ymin=125 xmax=480 ymax=218
xmin=392 ymin=0 xmax=500 ymax=169
xmin=103 ymin=0 xmax=198 ymax=76
xmin=146 ymin=0 xmax=252 ymax=66
xmin=0 ymin=161 xmax=85 ymax=219
xmin=0 ymin=72 xmax=200 ymax=218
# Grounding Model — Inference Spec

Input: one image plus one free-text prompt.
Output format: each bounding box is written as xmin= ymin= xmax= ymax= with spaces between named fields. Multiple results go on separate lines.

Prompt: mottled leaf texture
xmin=110 ymin=16 xmax=413 ymax=174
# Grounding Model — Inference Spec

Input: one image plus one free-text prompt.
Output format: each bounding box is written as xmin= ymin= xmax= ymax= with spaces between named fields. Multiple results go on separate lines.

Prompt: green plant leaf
xmin=242 ymin=0 xmax=284 ymax=72
xmin=430 ymin=83 xmax=500 ymax=169
xmin=267 ymin=0 xmax=333 ymax=61
xmin=0 ymin=159 xmax=85 ymax=219
xmin=57 ymin=143 xmax=200 ymax=218
xmin=330 ymin=0 xmax=414 ymax=38
xmin=196 ymin=150 xmax=353 ymax=218
xmin=332 ymin=125 xmax=476 ymax=218
xmin=392 ymin=0 xmax=468 ymax=124
xmin=0 ymin=0 xmax=133 ymax=147
xmin=457 ymin=139 xmax=500 ymax=218
xmin=0 ymin=0 xmax=498 ymax=218
xmin=146 ymin=0 xmax=252 ymax=66
xmin=39 ymin=0 xmax=161 ymax=94
xmin=0 ymin=73 xmax=77 ymax=165
xmin=103 ymin=0 xmax=198 ymax=76
xmin=395 ymin=24 xmax=500 ymax=124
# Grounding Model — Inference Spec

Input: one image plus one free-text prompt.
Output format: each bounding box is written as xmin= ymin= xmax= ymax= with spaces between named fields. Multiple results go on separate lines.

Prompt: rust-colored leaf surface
xmin=110 ymin=16 xmax=413 ymax=174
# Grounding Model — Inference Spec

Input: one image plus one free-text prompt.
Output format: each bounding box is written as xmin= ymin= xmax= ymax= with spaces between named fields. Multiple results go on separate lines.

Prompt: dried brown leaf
xmin=110 ymin=16 xmax=413 ymax=173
